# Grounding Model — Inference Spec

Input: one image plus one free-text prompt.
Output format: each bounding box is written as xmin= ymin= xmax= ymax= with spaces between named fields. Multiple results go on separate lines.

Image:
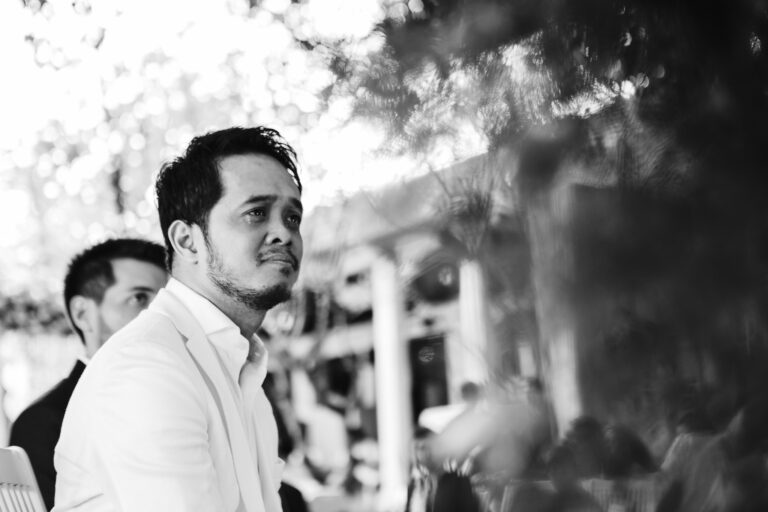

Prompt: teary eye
xmin=286 ymin=213 xmax=302 ymax=226
xmin=246 ymin=208 xmax=266 ymax=218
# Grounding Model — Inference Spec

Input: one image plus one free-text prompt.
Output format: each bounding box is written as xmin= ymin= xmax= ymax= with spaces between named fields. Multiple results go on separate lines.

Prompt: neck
xmin=213 ymin=295 xmax=267 ymax=341
xmin=173 ymin=272 xmax=267 ymax=341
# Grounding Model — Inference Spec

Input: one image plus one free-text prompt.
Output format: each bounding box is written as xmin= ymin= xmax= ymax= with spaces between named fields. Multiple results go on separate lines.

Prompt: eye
xmin=127 ymin=292 xmax=151 ymax=308
xmin=286 ymin=212 xmax=302 ymax=226
xmin=245 ymin=208 xmax=267 ymax=219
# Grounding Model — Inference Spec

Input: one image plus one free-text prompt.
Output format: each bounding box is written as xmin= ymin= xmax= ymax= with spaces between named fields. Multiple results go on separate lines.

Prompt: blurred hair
xmin=602 ymin=423 xmax=657 ymax=477
xmin=562 ymin=416 xmax=606 ymax=478
xmin=63 ymin=238 xmax=166 ymax=342
xmin=565 ymin=416 xmax=604 ymax=445
xmin=155 ymin=126 xmax=301 ymax=269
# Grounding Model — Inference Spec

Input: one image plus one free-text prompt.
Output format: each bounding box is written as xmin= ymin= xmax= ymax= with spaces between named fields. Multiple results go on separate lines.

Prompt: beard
xmin=205 ymin=239 xmax=292 ymax=311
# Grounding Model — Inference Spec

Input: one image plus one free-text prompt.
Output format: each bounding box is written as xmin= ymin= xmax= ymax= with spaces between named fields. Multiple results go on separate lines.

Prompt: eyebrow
xmin=242 ymin=195 xmax=303 ymax=213
xmin=125 ymin=286 xmax=159 ymax=293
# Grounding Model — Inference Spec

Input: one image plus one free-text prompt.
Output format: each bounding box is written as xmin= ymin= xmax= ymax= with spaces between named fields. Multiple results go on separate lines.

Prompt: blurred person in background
xmin=546 ymin=444 xmax=604 ymax=512
xmin=656 ymin=395 xmax=768 ymax=512
xmin=260 ymin=332 xmax=309 ymax=512
xmin=432 ymin=466 xmax=482 ymax=512
xmin=559 ymin=416 xmax=607 ymax=480
xmin=9 ymin=238 xmax=167 ymax=510
xmin=556 ymin=416 xmax=656 ymax=480
xmin=427 ymin=377 xmax=551 ymax=512
xmin=417 ymin=381 xmax=483 ymax=434
xmin=302 ymin=361 xmax=352 ymax=487
xmin=54 ymin=126 xmax=304 ymax=512
xmin=480 ymin=377 xmax=549 ymax=481
xmin=405 ymin=426 xmax=439 ymax=512
xmin=601 ymin=423 xmax=657 ymax=478
xmin=660 ymin=409 xmax=715 ymax=477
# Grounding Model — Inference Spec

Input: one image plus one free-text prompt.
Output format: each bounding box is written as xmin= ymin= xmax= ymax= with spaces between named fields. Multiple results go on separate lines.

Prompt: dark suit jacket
xmin=279 ymin=482 xmax=309 ymax=512
xmin=10 ymin=360 xmax=86 ymax=511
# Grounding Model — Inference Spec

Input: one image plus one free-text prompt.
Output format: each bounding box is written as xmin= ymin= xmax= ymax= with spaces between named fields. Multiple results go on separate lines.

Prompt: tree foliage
xmin=328 ymin=0 xmax=768 ymax=174
xmin=0 ymin=0 xmax=355 ymax=299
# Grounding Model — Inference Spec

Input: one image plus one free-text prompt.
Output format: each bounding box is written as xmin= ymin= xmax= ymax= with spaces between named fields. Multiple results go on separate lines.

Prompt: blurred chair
xmin=500 ymin=480 xmax=554 ymax=512
xmin=582 ymin=477 xmax=659 ymax=512
xmin=0 ymin=446 xmax=47 ymax=511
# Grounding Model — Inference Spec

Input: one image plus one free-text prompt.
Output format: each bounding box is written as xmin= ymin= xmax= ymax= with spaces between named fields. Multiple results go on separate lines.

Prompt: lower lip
xmin=262 ymin=259 xmax=295 ymax=269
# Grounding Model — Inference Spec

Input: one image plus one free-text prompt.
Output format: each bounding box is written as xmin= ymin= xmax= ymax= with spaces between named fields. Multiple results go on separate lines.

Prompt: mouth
xmin=258 ymin=251 xmax=299 ymax=271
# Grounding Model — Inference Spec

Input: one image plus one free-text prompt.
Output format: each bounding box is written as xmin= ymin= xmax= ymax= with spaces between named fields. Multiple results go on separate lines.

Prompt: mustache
xmin=257 ymin=249 xmax=299 ymax=270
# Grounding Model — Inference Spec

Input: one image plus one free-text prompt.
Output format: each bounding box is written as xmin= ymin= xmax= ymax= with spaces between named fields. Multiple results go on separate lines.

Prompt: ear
xmin=69 ymin=295 xmax=97 ymax=335
xmin=168 ymin=219 xmax=202 ymax=265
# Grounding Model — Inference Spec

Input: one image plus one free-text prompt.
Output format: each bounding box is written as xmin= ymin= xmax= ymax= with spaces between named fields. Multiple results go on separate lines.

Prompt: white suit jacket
xmin=53 ymin=286 xmax=284 ymax=512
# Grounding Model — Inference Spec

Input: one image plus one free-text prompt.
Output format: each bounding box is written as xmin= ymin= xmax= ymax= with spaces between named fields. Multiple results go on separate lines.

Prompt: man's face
xmin=200 ymin=153 xmax=303 ymax=311
xmin=93 ymin=258 xmax=168 ymax=351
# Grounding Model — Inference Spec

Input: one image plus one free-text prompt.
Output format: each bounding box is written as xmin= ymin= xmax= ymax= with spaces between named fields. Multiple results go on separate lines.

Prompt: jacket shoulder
xmin=98 ymin=309 xmax=189 ymax=359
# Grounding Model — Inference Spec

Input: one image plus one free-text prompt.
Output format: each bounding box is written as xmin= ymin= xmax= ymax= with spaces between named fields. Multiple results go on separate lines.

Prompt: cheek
xmin=294 ymin=235 xmax=304 ymax=258
xmin=101 ymin=303 xmax=141 ymax=331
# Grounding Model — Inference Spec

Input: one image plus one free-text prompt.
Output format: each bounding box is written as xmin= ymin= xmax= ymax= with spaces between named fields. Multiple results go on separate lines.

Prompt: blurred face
xmin=92 ymin=258 xmax=168 ymax=351
xmin=201 ymin=153 xmax=303 ymax=311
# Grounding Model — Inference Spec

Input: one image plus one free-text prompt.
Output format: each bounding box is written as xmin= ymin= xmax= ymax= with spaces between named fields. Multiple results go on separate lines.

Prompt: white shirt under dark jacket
xmin=53 ymin=278 xmax=284 ymax=512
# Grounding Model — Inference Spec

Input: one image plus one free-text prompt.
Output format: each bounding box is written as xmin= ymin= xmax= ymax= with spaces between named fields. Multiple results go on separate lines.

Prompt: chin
xmin=210 ymin=262 xmax=298 ymax=311
xmin=243 ymin=284 xmax=292 ymax=311
xmin=258 ymin=260 xmax=299 ymax=278
xmin=258 ymin=271 xmax=298 ymax=291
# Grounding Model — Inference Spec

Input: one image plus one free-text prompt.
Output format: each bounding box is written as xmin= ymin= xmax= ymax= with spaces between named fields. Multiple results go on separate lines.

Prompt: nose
xmin=265 ymin=215 xmax=293 ymax=245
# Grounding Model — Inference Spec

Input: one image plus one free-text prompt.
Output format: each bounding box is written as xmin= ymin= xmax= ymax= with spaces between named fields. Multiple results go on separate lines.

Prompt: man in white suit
xmin=54 ymin=126 xmax=304 ymax=512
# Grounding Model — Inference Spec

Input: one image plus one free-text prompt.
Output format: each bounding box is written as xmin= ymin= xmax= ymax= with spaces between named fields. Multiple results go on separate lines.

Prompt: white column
xmin=526 ymin=183 xmax=582 ymax=435
xmin=548 ymin=329 xmax=581 ymax=434
xmin=371 ymin=252 xmax=410 ymax=511
xmin=455 ymin=259 xmax=490 ymax=387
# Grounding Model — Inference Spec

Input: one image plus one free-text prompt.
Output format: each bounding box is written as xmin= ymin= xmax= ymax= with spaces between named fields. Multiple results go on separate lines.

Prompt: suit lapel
xmin=241 ymin=363 xmax=282 ymax=512
xmin=149 ymin=289 xmax=266 ymax=512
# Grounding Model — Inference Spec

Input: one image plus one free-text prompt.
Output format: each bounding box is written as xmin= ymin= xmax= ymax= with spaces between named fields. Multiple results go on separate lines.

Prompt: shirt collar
xmin=166 ymin=277 xmax=240 ymax=336
xmin=165 ymin=277 xmax=268 ymax=386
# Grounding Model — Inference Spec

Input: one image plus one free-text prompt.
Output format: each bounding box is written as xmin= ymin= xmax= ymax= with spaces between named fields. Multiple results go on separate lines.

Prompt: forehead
xmin=216 ymin=153 xmax=300 ymax=204
xmin=107 ymin=258 xmax=167 ymax=290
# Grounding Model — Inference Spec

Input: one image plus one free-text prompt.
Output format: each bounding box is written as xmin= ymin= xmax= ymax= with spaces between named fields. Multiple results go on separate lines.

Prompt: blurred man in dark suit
xmin=9 ymin=238 xmax=167 ymax=510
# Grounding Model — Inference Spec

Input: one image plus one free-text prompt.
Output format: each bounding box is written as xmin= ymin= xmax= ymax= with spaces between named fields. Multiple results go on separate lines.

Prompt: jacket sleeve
xmin=56 ymin=341 xmax=233 ymax=512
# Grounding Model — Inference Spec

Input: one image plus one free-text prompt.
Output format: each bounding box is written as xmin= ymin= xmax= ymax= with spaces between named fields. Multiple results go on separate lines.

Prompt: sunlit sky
xmin=0 ymin=0 xmax=489 ymax=296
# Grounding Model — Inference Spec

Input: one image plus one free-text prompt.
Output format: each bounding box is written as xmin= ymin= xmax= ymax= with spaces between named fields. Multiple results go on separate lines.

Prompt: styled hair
xmin=63 ymin=238 xmax=166 ymax=342
xmin=155 ymin=126 xmax=301 ymax=269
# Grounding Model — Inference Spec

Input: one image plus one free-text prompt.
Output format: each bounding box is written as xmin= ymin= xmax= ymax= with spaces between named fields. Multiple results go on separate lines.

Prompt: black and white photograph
xmin=1 ymin=1 xmax=767 ymax=511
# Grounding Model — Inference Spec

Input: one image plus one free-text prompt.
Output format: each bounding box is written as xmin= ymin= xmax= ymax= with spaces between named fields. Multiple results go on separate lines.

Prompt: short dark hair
xmin=155 ymin=126 xmax=301 ymax=269
xmin=63 ymin=238 xmax=166 ymax=342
